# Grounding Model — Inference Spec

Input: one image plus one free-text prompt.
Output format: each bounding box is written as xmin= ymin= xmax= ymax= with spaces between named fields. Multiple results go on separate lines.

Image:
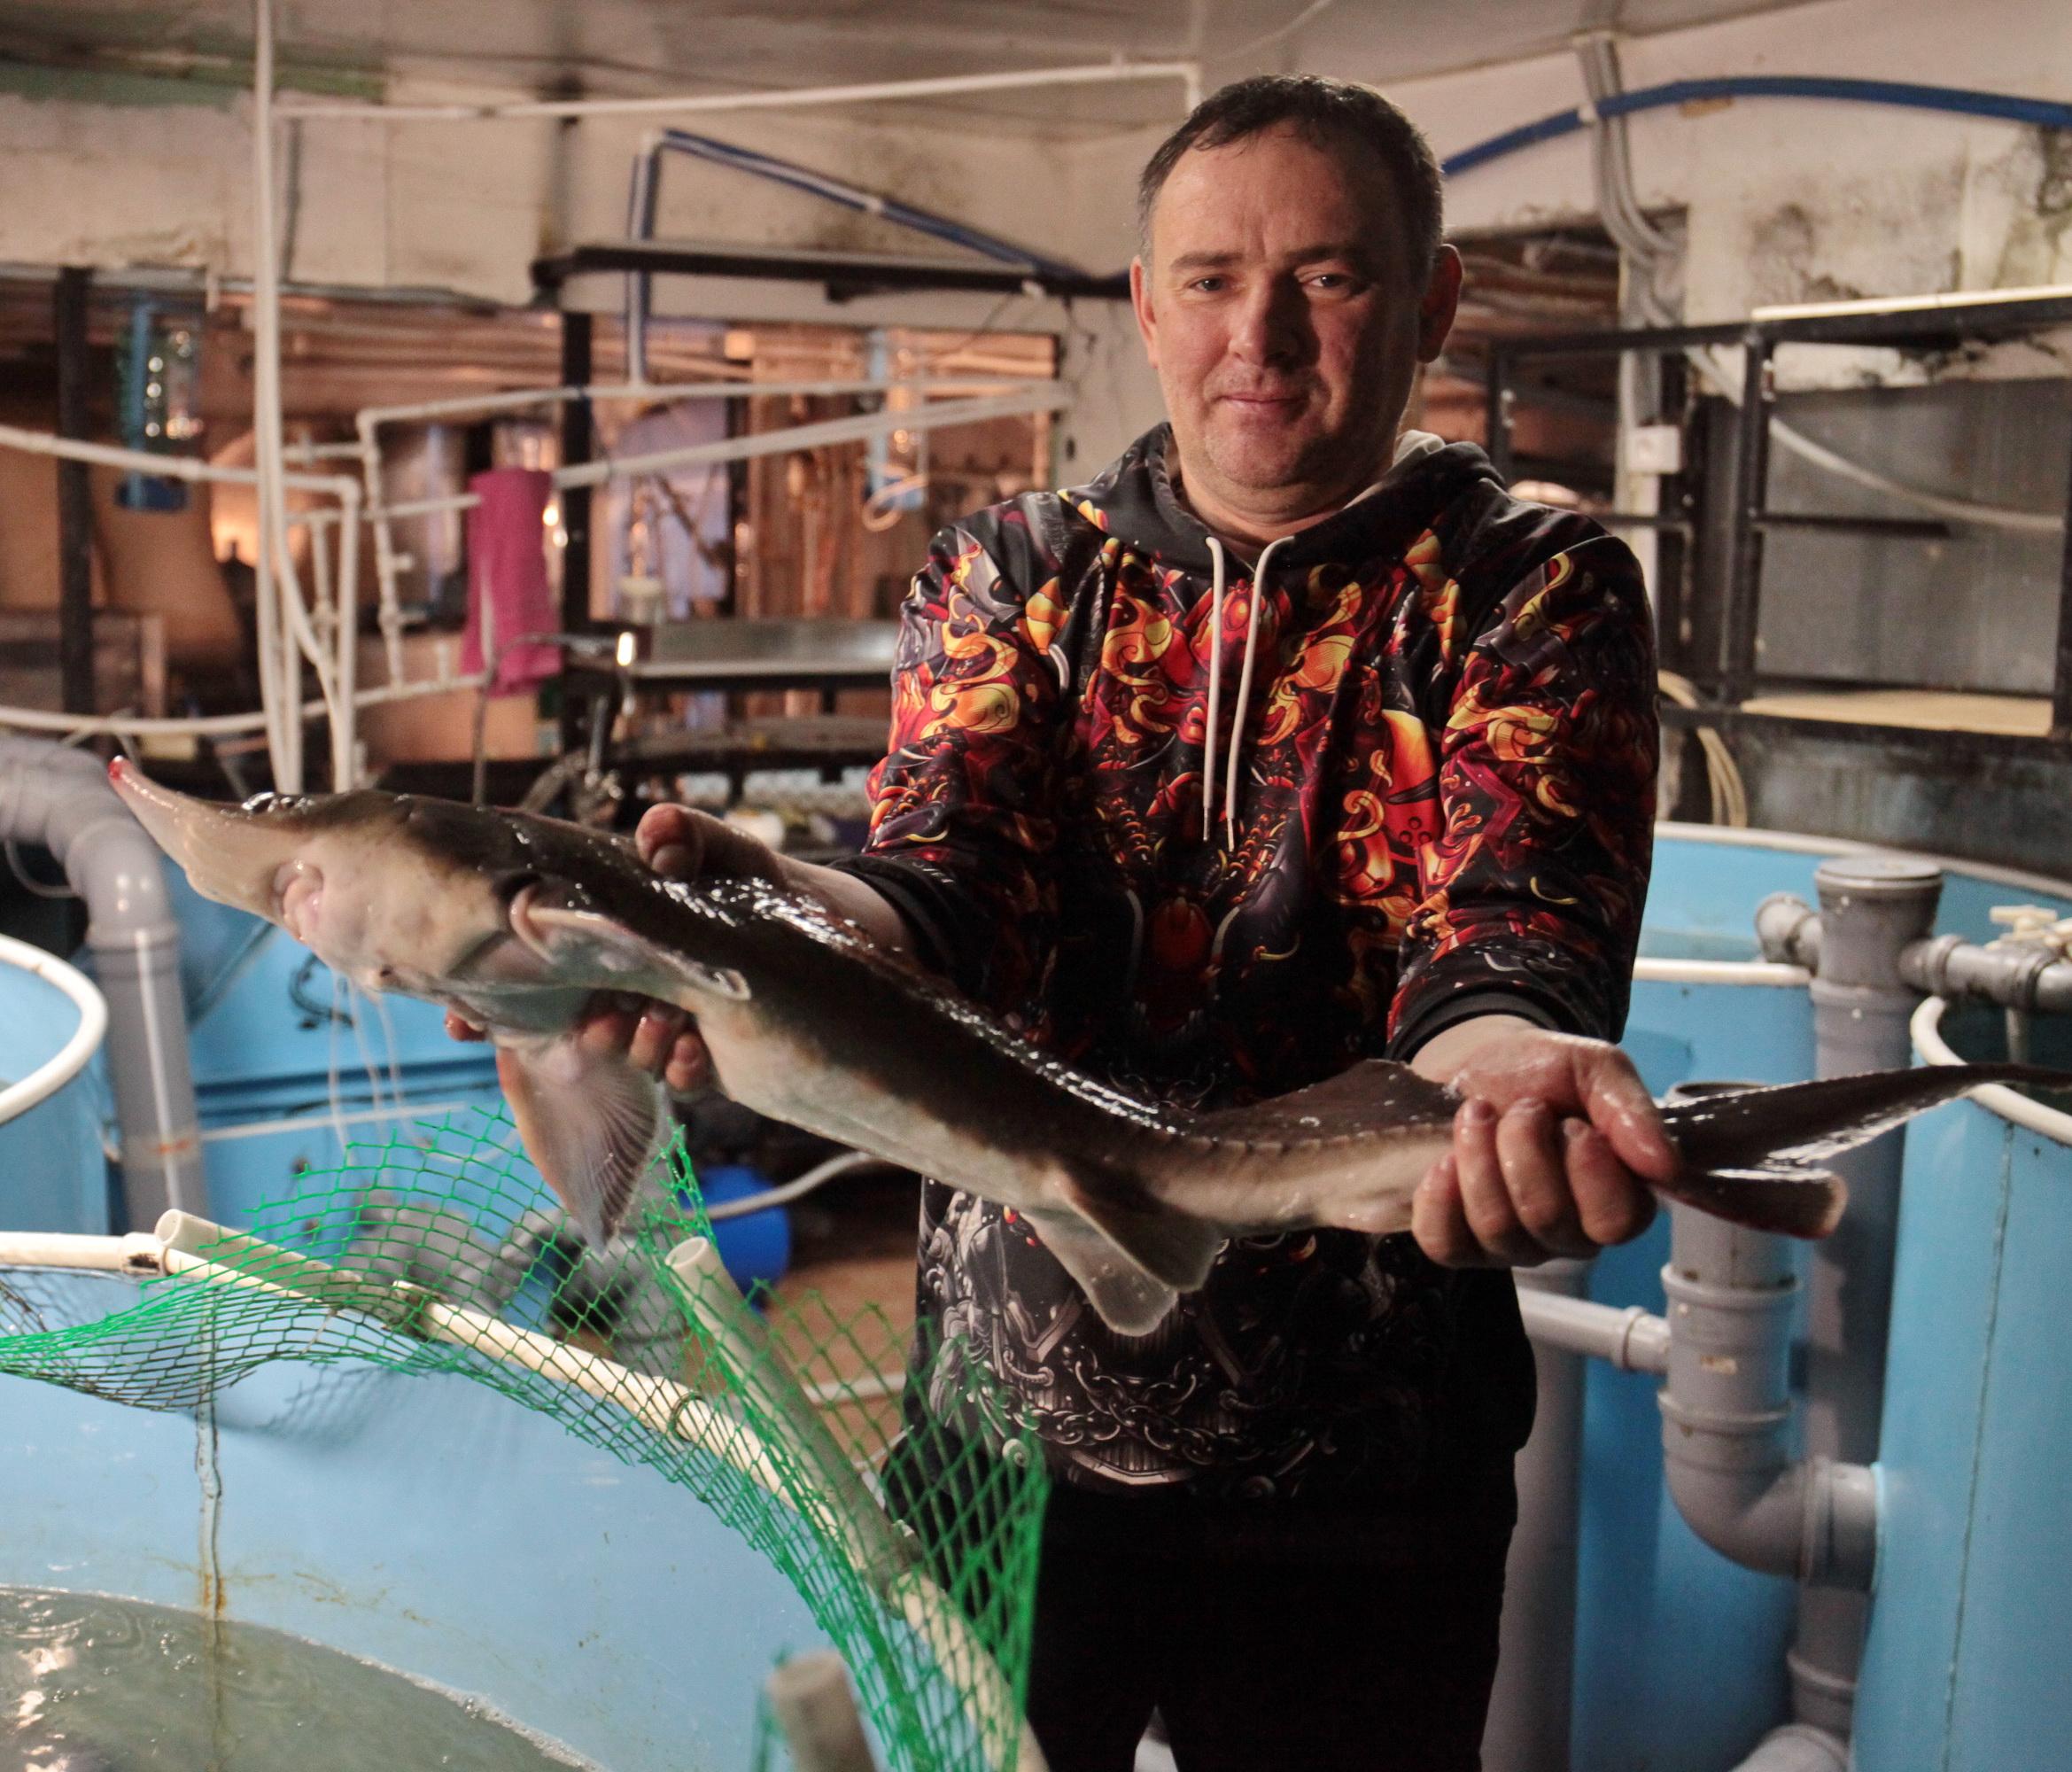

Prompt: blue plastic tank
xmin=1855 ymin=996 xmax=2072 ymax=1770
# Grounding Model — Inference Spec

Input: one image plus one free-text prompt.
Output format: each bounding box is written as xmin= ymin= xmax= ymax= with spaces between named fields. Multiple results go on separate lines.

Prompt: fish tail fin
xmin=1655 ymin=1162 xmax=1848 ymax=1240
xmin=1656 ymin=1061 xmax=2072 ymax=1241
xmin=495 ymin=1035 xmax=669 ymax=1245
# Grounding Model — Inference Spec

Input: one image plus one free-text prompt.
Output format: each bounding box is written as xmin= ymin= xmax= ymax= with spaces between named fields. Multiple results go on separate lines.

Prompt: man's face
xmin=1131 ymin=125 xmax=1460 ymax=525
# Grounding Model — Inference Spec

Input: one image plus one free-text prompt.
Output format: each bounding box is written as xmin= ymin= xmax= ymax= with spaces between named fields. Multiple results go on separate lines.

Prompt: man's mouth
xmin=1215 ymin=388 xmax=1308 ymax=410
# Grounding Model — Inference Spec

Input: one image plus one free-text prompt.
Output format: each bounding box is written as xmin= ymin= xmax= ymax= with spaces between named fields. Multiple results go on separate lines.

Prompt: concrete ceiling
xmin=2 ymin=0 xmax=1828 ymax=133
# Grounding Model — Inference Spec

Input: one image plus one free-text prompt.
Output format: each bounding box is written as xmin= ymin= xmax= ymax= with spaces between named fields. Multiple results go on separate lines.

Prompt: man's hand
xmin=442 ymin=802 xmax=912 ymax=1092
xmin=1408 ymin=1016 xmax=1672 ymax=1268
xmin=443 ymin=804 xmax=748 ymax=1092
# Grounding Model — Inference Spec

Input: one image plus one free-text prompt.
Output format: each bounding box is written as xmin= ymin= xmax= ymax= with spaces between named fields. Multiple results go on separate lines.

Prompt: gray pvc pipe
xmin=1799 ymin=858 xmax=1940 ymax=1736
xmin=0 ymin=737 xmax=204 ymax=1225
xmin=764 ymin=1652 xmax=881 ymax=1772
xmin=1656 ymin=1201 xmax=1878 ymax=1590
xmin=1729 ymin=1722 xmax=1850 ymax=1772
xmin=1755 ymin=891 xmax=1822 ymax=972
xmin=1902 ymin=930 xmax=2072 ymax=1014
xmin=1764 ymin=891 xmax=2072 ymax=1016
xmin=1657 ymin=1081 xmax=1879 ymax=1595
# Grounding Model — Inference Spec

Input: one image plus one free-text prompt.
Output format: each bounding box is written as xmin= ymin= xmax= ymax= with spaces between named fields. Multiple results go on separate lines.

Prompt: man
xmin=511 ymin=75 xmax=1662 ymax=1771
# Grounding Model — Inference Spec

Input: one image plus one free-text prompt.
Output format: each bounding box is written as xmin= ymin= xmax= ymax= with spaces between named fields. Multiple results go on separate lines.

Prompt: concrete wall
xmin=2 ymin=1 xmax=2067 ymax=471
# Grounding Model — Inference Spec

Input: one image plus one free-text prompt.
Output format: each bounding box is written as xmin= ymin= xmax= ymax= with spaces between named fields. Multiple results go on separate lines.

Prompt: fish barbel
xmin=108 ymin=762 xmax=2072 ymax=1333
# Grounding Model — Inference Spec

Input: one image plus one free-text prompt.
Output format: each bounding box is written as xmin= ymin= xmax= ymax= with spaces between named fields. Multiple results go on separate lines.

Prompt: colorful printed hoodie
xmin=837 ymin=424 xmax=1657 ymax=1506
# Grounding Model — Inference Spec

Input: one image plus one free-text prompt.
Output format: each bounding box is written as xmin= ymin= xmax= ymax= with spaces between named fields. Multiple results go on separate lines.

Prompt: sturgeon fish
xmin=108 ymin=762 xmax=2072 ymax=1334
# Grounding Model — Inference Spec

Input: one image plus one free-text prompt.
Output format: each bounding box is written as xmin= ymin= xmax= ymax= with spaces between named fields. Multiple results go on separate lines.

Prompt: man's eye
xmin=1188 ymin=276 xmax=1228 ymax=293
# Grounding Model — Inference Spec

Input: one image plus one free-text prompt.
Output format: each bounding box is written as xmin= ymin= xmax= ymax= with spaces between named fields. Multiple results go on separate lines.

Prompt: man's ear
xmin=1130 ymin=256 xmax=1161 ymax=369
xmin=1416 ymin=245 xmax=1464 ymax=363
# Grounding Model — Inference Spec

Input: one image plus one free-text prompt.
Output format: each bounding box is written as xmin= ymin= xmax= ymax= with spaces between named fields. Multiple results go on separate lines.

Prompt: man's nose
xmin=1229 ymin=279 xmax=1313 ymax=369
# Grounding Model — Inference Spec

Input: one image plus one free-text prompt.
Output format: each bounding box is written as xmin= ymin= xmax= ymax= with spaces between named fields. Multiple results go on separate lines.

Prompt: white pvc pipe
xmin=251 ymin=0 xmax=292 ymax=789
xmin=0 ymin=420 xmax=355 ymax=496
xmin=1750 ymin=282 xmax=2072 ymax=323
xmin=353 ymin=410 xmax=409 ymax=684
xmin=335 ymin=481 xmax=362 ymax=786
xmin=353 ymin=377 xmax=1026 ymax=432
xmin=151 ymin=1209 xmax=795 ymax=1495
xmin=0 ymin=932 xmax=108 ymax=1128
xmin=1912 ymin=995 xmax=2072 ymax=1145
xmin=0 ymin=1231 xmax=162 ymax=1274
xmin=198 ymin=1098 xmax=479 ymax=1145
xmin=0 ymin=671 xmax=486 ymax=741
xmin=379 ymin=385 xmax=1071 ymax=523
xmin=272 ymin=60 xmax=1200 ymax=123
xmin=1516 ymin=1285 xmax=1670 ymax=1375
xmin=1631 ymin=957 xmax=1811 ymax=988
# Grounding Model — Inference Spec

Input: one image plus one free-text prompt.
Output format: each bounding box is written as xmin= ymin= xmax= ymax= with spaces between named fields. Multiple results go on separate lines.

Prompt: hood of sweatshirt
xmin=1060 ymin=424 xmax=1512 ymax=843
xmin=1068 ymin=421 xmax=1509 ymax=578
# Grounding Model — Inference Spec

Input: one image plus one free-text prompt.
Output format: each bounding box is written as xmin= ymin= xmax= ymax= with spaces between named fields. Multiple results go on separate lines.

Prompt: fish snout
xmin=108 ymin=758 xmax=301 ymax=921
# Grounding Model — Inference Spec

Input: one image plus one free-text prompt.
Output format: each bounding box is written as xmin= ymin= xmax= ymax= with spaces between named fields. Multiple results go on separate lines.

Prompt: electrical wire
xmin=703 ymin=1149 xmax=890 ymax=1222
xmin=4 ymin=838 xmax=74 ymax=901
xmin=1657 ymin=671 xmax=1749 ymax=828
xmin=1565 ymin=46 xmax=2067 ymax=538
xmin=1213 ymin=0 xmax=1342 ymax=62
xmin=1442 ymin=74 xmax=2072 ymax=180
xmin=644 ymin=130 xmax=1087 ymax=281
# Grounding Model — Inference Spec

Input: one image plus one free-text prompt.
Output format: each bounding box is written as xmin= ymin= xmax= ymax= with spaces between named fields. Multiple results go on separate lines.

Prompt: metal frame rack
xmin=1484 ymin=289 xmax=2072 ymax=750
xmin=529 ymin=240 xmax=1129 ymax=773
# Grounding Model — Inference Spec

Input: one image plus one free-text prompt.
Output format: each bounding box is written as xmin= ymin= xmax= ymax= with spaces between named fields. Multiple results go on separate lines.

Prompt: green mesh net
xmin=0 ymin=1105 xmax=1051 ymax=1772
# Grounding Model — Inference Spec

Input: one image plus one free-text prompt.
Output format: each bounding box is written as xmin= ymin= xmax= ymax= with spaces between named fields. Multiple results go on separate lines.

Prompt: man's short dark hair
xmin=1136 ymin=74 xmax=1445 ymax=279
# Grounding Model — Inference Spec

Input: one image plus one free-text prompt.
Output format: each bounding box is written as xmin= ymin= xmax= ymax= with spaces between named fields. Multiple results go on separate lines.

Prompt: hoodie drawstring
xmin=1200 ymin=533 xmax=1288 ymax=846
xmin=1202 ymin=537 xmax=1227 ymax=843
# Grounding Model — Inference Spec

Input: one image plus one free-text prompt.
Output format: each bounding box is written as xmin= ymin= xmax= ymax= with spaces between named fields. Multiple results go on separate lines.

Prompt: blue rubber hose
xmin=1443 ymin=75 xmax=2072 ymax=179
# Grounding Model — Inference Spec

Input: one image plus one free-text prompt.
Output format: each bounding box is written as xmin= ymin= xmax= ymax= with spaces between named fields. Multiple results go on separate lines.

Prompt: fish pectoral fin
xmin=1018 ymin=1205 xmax=1183 ymax=1338
xmin=495 ymin=1038 xmax=669 ymax=1245
xmin=1658 ymin=1162 xmax=1847 ymax=1240
xmin=512 ymin=892 xmax=749 ymax=1006
xmin=1048 ymin=1168 xmax=1225 ymax=1295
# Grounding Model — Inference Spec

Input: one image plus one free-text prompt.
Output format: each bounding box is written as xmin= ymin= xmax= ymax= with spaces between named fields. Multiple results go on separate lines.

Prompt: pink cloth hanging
xmin=461 ymin=468 xmax=561 ymax=694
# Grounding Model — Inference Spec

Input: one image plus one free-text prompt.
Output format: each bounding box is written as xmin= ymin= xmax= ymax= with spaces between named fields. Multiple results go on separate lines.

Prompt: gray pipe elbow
xmin=1728 ymin=1722 xmax=1850 ymax=1772
xmin=1658 ymin=1405 xmax=1877 ymax=1589
xmin=1755 ymin=892 xmax=1821 ymax=968
xmin=0 ymin=737 xmax=203 ymax=1224
xmin=1657 ymin=1244 xmax=1878 ymax=1591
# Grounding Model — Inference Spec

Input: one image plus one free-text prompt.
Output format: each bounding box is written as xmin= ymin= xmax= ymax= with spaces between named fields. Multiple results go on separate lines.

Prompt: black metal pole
xmin=557 ymin=310 xmax=594 ymax=756
xmin=2053 ymin=412 xmax=2072 ymax=738
xmin=1721 ymin=330 xmax=1773 ymax=704
xmin=53 ymin=267 xmax=96 ymax=717
xmin=1654 ymin=348 xmax=1692 ymax=680
xmin=1486 ymin=346 xmax=1513 ymax=484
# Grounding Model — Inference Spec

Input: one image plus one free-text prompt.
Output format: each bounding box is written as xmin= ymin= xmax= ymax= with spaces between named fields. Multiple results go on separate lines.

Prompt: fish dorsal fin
xmin=1016 ymin=1202 xmax=1186 ymax=1337
xmin=495 ymin=1038 xmax=668 ymax=1244
xmin=1188 ymin=1060 xmax=1457 ymax=1151
xmin=515 ymin=896 xmax=750 ymax=1006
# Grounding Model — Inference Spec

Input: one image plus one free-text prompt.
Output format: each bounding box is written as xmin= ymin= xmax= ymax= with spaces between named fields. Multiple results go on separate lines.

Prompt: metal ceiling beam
xmin=532 ymin=241 xmax=1129 ymax=304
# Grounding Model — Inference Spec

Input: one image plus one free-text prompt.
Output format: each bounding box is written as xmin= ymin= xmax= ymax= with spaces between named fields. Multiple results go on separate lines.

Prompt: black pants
xmin=1023 ymin=1480 xmax=1513 ymax=1772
